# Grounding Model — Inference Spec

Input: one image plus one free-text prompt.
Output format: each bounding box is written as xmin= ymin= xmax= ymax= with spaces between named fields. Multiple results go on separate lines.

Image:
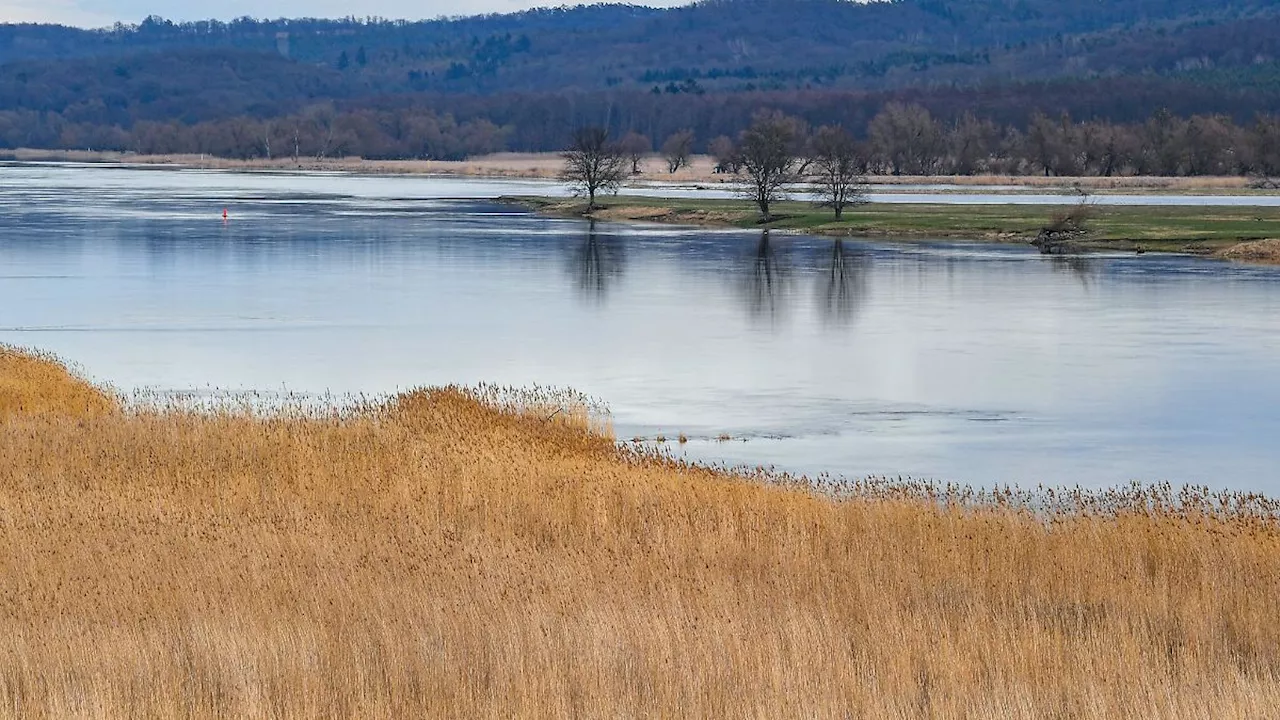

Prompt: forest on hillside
xmin=5 ymin=0 xmax=1280 ymax=93
xmin=2 ymin=0 xmax=1280 ymax=173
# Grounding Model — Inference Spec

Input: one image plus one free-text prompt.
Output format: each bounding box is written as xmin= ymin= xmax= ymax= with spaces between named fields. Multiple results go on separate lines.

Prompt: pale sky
xmin=0 ymin=0 xmax=690 ymax=27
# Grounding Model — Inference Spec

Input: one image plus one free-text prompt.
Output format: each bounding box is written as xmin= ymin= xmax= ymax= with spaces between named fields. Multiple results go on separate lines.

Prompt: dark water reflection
xmin=569 ymin=221 xmax=626 ymax=303
xmin=818 ymin=241 xmax=871 ymax=326
xmin=5 ymin=164 xmax=1280 ymax=491
xmin=741 ymin=231 xmax=792 ymax=323
xmin=1049 ymin=255 xmax=1097 ymax=289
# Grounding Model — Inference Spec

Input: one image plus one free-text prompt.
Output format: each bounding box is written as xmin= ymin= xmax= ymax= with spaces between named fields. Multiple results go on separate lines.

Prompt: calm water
xmin=4 ymin=163 xmax=1280 ymax=491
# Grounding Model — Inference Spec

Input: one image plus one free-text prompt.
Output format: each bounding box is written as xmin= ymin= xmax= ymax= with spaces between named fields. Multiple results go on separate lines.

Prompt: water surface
xmin=4 ymin=163 xmax=1280 ymax=491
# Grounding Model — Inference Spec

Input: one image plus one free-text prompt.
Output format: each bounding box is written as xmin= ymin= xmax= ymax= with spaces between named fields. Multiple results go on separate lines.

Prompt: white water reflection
xmin=4 ymin=163 xmax=1280 ymax=490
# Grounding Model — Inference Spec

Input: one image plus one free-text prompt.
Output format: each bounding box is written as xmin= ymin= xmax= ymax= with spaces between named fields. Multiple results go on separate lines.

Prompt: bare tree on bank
xmin=618 ymin=131 xmax=651 ymax=174
xmin=260 ymin=119 xmax=274 ymax=160
xmin=710 ymin=135 xmax=741 ymax=174
xmin=868 ymin=102 xmax=942 ymax=176
xmin=809 ymin=125 xmax=867 ymax=220
xmin=1252 ymin=114 xmax=1280 ymax=182
xmin=737 ymin=111 xmax=806 ymax=221
xmin=561 ymin=126 xmax=625 ymax=210
xmin=662 ymin=129 xmax=695 ymax=173
xmin=305 ymin=104 xmax=342 ymax=160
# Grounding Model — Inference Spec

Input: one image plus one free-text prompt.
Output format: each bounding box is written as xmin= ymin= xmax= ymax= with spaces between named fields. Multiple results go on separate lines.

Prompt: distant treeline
xmin=0 ymin=106 xmax=509 ymax=162
xmin=840 ymin=105 xmax=1280 ymax=178
xmin=5 ymin=100 xmax=1278 ymax=177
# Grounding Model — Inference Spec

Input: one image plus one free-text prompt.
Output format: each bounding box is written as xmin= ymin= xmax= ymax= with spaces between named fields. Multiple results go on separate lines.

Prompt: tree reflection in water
xmin=1049 ymin=254 xmax=1096 ymax=290
xmin=817 ymin=240 xmax=869 ymax=326
xmin=741 ymin=230 xmax=792 ymax=322
xmin=569 ymin=220 xmax=626 ymax=303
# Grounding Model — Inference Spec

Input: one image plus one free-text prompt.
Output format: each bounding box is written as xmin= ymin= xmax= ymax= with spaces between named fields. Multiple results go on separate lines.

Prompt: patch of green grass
xmin=505 ymin=195 xmax=1280 ymax=253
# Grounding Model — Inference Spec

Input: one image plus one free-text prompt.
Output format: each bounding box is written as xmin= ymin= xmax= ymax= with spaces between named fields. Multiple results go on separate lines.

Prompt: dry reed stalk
xmin=1 ymin=346 xmax=1279 ymax=718
xmin=0 ymin=346 xmax=118 ymax=420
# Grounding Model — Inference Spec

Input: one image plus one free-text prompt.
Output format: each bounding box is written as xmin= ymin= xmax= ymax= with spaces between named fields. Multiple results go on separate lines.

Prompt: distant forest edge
xmin=3 ymin=0 xmax=1280 ymax=176
xmin=9 ymin=104 xmax=1279 ymax=180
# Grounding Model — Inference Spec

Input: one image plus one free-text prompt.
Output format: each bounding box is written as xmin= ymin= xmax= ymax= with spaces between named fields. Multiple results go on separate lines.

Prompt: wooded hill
xmin=6 ymin=0 xmax=1280 ymax=93
xmin=2 ymin=0 xmax=1280 ymax=165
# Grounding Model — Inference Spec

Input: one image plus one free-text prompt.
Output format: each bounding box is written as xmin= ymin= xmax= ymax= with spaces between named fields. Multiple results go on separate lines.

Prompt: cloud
xmin=5 ymin=0 xmax=689 ymax=27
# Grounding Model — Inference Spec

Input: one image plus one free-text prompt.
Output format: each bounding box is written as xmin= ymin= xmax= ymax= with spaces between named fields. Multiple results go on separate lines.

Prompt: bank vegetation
xmin=515 ymin=195 xmax=1280 ymax=258
xmin=2 ymin=346 xmax=1279 ymax=717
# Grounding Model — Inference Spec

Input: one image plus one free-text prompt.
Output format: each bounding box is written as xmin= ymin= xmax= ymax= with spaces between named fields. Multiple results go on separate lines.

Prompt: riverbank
xmin=510 ymin=195 xmax=1280 ymax=260
xmin=2 ymin=147 xmax=1271 ymax=194
xmin=3 ymin=345 xmax=1280 ymax=716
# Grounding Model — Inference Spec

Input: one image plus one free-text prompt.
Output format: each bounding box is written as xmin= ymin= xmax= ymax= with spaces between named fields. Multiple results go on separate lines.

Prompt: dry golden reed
xmin=1 ymin=345 xmax=1279 ymax=718
xmin=0 ymin=347 xmax=117 ymax=420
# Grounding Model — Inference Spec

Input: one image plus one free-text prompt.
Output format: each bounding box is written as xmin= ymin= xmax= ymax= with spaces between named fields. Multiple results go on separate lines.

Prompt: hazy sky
xmin=1 ymin=0 xmax=689 ymax=27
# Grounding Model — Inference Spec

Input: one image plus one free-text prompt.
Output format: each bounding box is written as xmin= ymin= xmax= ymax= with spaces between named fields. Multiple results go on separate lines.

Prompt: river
xmin=4 ymin=163 xmax=1280 ymax=490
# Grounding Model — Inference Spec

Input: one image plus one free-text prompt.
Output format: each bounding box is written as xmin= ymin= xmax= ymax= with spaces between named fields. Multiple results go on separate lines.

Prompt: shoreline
xmin=3 ymin=147 xmax=1274 ymax=195
xmin=506 ymin=195 xmax=1280 ymax=264
xmin=7 ymin=150 xmax=1279 ymax=263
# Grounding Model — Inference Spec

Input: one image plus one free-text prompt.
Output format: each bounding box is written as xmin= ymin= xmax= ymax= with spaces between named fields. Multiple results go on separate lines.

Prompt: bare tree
xmin=661 ymin=129 xmax=695 ymax=173
xmin=1079 ymin=121 xmax=1135 ymax=177
xmin=1033 ymin=187 xmax=1095 ymax=254
xmin=868 ymin=102 xmax=942 ymax=176
xmin=260 ymin=119 xmax=273 ymax=160
xmin=1250 ymin=114 xmax=1280 ymax=179
xmin=1135 ymin=109 xmax=1188 ymax=177
xmin=304 ymin=104 xmax=338 ymax=159
xmin=737 ymin=111 xmax=806 ymax=221
xmin=618 ymin=131 xmax=651 ymax=174
xmin=1184 ymin=114 xmax=1238 ymax=176
xmin=561 ymin=126 xmax=625 ymax=210
xmin=1026 ymin=112 xmax=1085 ymax=177
xmin=709 ymin=135 xmax=741 ymax=174
xmin=808 ymin=125 xmax=867 ymax=220
xmin=947 ymin=113 xmax=1000 ymax=175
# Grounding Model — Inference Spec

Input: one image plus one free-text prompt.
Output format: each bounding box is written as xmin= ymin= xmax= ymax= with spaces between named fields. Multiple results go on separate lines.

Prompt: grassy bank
xmin=511 ymin=195 xmax=1280 ymax=258
xmin=3 ymin=345 xmax=1280 ymax=716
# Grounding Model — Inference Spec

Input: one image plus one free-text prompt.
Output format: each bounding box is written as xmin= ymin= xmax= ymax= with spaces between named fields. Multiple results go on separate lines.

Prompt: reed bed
xmin=1 ymin=345 xmax=1279 ymax=718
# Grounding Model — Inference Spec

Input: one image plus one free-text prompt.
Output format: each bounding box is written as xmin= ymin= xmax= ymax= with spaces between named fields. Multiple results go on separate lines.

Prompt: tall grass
xmin=0 ymin=347 xmax=117 ymax=419
xmin=1 ymin=346 xmax=1279 ymax=717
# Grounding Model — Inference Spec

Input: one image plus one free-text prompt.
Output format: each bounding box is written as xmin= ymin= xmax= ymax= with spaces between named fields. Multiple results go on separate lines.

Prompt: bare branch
xmin=736 ymin=111 xmax=806 ymax=221
xmin=561 ymin=127 xmax=626 ymax=210
xmin=808 ymin=125 xmax=868 ymax=220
